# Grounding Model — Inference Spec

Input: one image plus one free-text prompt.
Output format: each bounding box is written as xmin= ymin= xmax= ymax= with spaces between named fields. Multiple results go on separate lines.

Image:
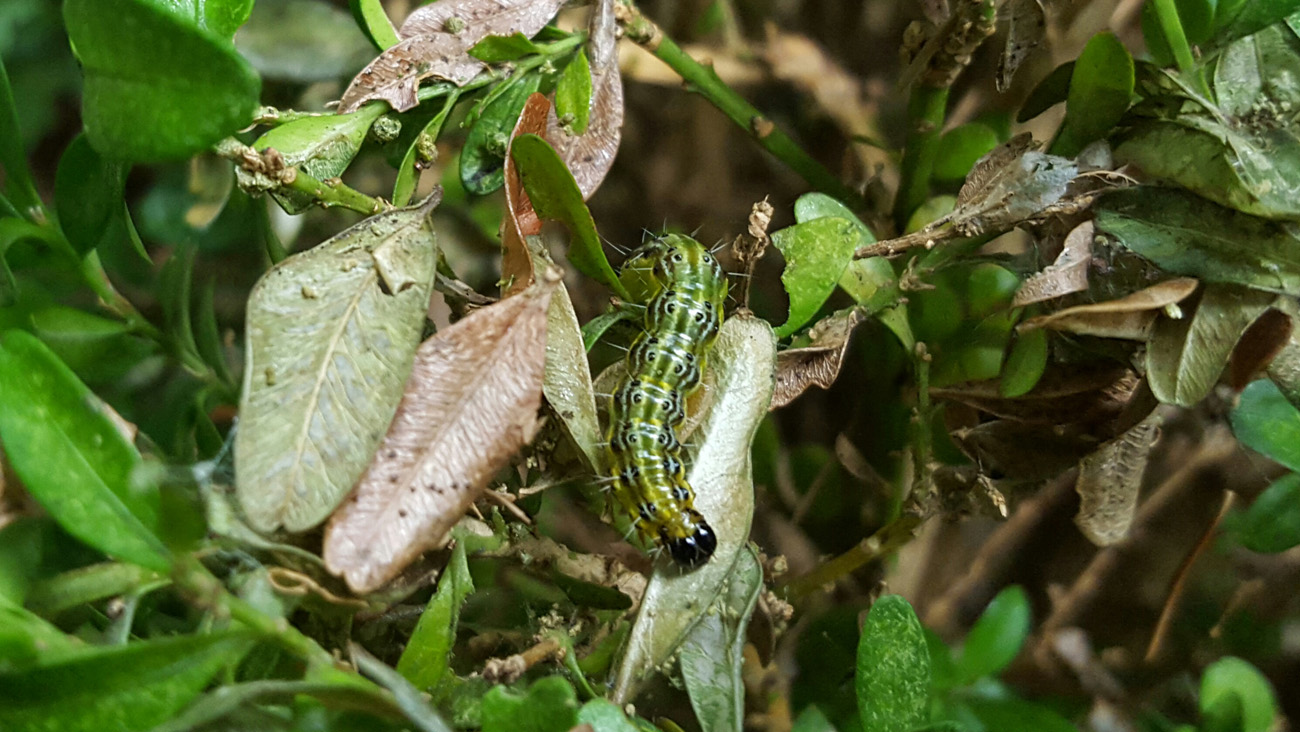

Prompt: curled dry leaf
xmin=236 ymin=196 xmax=440 ymax=533
xmin=546 ymin=0 xmax=623 ymax=199
xmin=1013 ymin=220 xmax=1094 ymax=307
xmin=338 ymin=0 xmax=566 ymax=113
xmin=1075 ymin=411 xmax=1162 ymax=546
xmin=997 ymin=0 xmax=1046 ymax=92
xmin=324 ymin=275 xmax=559 ymax=593
xmin=1018 ymin=277 xmax=1200 ymax=340
xmin=501 ymin=93 xmax=552 ymax=296
xmin=947 ymin=133 xmax=1078 ymax=236
xmin=772 ymin=308 xmax=864 ymax=409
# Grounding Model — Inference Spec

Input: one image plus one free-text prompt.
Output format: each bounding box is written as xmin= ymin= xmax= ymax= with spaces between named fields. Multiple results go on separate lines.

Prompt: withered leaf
xmin=772 ymin=307 xmax=864 ymax=409
xmin=338 ymin=0 xmax=566 ymax=113
xmin=997 ymin=0 xmax=1046 ymax=92
xmin=501 ymin=93 xmax=552 ymax=296
xmin=952 ymin=420 xmax=1096 ymax=481
xmin=1018 ymin=277 xmax=1200 ymax=340
xmin=1228 ymin=308 xmax=1292 ymax=392
xmin=546 ymin=0 xmax=623 ymax=199
xmin=947 ymin=133 xmax=1078 ymax=236
xmin=931 ymin=366 xmax=1139 ymax=426
xmin=235 ymin=197 xmax=440 ymax=534
xmin=1013 ymin=220 xmax=1094 ymax=307
xmin=1147 ymin=284 xmax=1278 ymax=406
xmin=324 ymin=275 xmax=558 ymax=593
xmin=1075 ymin=411 xmax=1162 ymax=546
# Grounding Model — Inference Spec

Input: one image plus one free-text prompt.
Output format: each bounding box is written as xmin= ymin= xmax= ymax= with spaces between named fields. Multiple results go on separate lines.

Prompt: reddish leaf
xmin=501 ymin=93 xmax=552 ymax=296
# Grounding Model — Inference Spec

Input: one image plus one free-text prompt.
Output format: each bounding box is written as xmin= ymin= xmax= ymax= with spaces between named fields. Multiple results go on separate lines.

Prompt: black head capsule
xmin=663 ymin=522 xmax=717 ymax=568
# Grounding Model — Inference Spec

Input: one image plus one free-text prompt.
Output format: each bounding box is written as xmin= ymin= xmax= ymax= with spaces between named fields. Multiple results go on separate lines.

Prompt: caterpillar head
xmin=662 ymin=520 xmax=717 ymax=568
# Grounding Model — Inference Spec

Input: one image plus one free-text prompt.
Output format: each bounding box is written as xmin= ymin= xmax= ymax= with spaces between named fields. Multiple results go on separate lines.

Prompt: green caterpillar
xmin=605 ymin=234 xmax=727 ymax=567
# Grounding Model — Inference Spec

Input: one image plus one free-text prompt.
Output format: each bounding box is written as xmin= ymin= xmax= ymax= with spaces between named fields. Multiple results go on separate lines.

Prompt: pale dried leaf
xmin=1013 ymin=220 xmax=1094 ymax=306
xmin=501 ymin=93 xmax=552 ymax=295
xmin=339 ymin=0 xmax=567 ymax=113
xmin=324 ymin=276 xmax=558 ymax=593
xmin=1146 ymin=284 xmax=1277 ymax=406
xmin=1018 ymin=277 xmax=1200 ymax=340
xmin=612 ymin=315 xmax=777 ymax=703
xmin=997 ymin=0 xmax=1046 ymax=92
xmin=772 ymin=308 xmax=864 ymax=409
xmin=547 ymin=0 xmax=623 ymax=199
xmin=236 ymin=198 xmax=440 ymax=533
xmin=946 ymin=134 xmax=1078 ymax=236
xmin=1075 ymin=411 xmax=1162 ymax=546
xmin=542 ymin=254 xmax=603 ymax=471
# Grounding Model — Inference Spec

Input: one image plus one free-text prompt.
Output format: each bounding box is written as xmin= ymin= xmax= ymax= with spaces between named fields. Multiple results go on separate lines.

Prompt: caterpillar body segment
xmin=605 ymin=234 xmax=726 ymax=568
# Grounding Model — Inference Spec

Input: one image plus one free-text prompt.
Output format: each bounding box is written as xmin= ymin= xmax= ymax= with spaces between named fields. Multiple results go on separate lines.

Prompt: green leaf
xmin=1000 ymin=328 xmax=1048 ymax=397
xmin=149 ymin=0 xmax=254 ymax=38
xmin=352 ymin=646 xmax=458 ymax=732
xmin=612 ymin=316 xmax=776 ymax=701
xmin=856 ymin=595 xmax=931 ymax=732
xmin=954 ymin=586 xmax=1031 ymax=685
xmin=64 ymin=0 xmax=261 ymax=161
xmin=772 ymin=217 xmax=862 ymax=338
xmin=1199 ymin=657 xmax=1278 ymax=732
xmin=0 ymin=330 xmax=170 ymax=571
xmin=54 ymin=134 xmax=131 ymax=256
xmin=963 ymin=696 xmax=1079 ymax=732
xmin=679 ymin=547 xmax=765 ymax=732
xmin=0 ymin=602 xmax=76 ymax=672
xmin=1017 ymin=61 xmax=1074 ymax=122
xmin=481 ymin=677 xmax=580 ymax=732
xmin=235 ymin=199 xmax=439 ymax=533
xmin=1053 ymin=32 xmax=1133 ymax=157
xmin=469 ymin=32 xmax=545 ymax=63
xmin=396 ymin=540 xmax=475 ymax=696
xmin=934 ymin=124 xmax=1000 ymax=182
xmin=509 ymin=133 xmax=629 ymax=299
xmin=791 ymin=705 xmax=839 ymax=732
xmin=25 ymin=561 xmax=161 ymax=616
xmin=0 ymin=218 xmax=62 ymax=306
xmin=1234 ymin=473 xmax=1300 ymax=552
xmin=542 ymin=268 xmax=603 ymax=472
xmin=462 ymin=75 xmax=544 ymax=195
xmin=0 ymin=56 xmax=42 ymax=217
xmin=576 ymin=699 xmax=640 ymax=732
xmin=254 ymin=104 xmax=387 ymax=215
xmin=1231 ymin=379 xmax=1300 ymax=472
xmin=1147 ymin=284 xmax=1276 ymax=406
xmin=395 ymin=92 xmax=459 ymax=207
xmin=0 ymin=631 xmax=254 ymax=732
xmin=1212 ymin=0 xmax=1300 ymax=48
xmin=556 ymin=50 xmax=593 ymax=134
xmin=349 ymin=0 xmax=401 ymax=50
xmin=1095 ymin=187 xmax=1300 ymax=296
xmin=792 ymin=193 xmax=900 ymax=323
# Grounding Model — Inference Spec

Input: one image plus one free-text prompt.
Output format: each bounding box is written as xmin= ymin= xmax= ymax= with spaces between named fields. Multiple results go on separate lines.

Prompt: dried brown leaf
xmin=1232 ymin=308 xmax=1293 ymax=392
xmin=1075 ymin=411 xmax=1162 ymax=546
xmin=547 ymin=0 xmax=623 ymax=199
xmin=338 ymin=0 xmax=566 ymax=113
xmin=948 ymin=134 xmax=1078 ymax=236
xmin=501 ymin=93 xmax=552 ymax=295
xmin=1018 ymin=277 xmax=1200 ymax=340
xmin=1013 ymin=220 xmax=1093 ymax=306
xmin=771 ymin=308 xmax=864 ymax=409
xmin=997 ymin=0 xmax=1046 ymax=92
xmin=931 ymin=367 xmax=1139 ymax=426
xmin=324 ymin=275 xmax=559 ymax=593
xmin=952 ymin=420 xmax=1095 ymax=481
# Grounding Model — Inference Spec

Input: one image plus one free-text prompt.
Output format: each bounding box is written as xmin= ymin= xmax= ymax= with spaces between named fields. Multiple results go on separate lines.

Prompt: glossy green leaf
xmin=612 ymin=316 xmax=776 ymax=702
xmin=0 ymin=631 xmax=254 ymax=732
xmin=1212 ymin=0 xmax=1300 ymax=47
xmin=1018 ymin=61 xmax=1074 ymax=122
xmin=772 ymin=217 xmax=862 ymax=338
xmin=64 ymin=0 xmax=261 ymax=161
xmin=396 ymin=540 xmax=474 ymax=696
xmin=1200 ymin=657 xmax=1278 ymax=732
xmin=556 ymin=49 xmax=593 ymax=134
xmin=955 ymin=586 xmax=1031 ymax=685
xmin=1095 ymin=187 xmax=1300 ymax=296
xmin=509 ymin=133 xmax=628 ymax=299
xmin=1053 ymin=32 xmax=1133 ymax=157
xmin=0 ymin=602 xmax=75 ymax=672
xmin=792 ymin=193 xmax=899 ymax=318
xmin=934 ymin=123 xmax=1000 ymax=182
xmin=352 ymin=646 xmax=457 ymax=732
xmin=0 ymin=56 xmax=41 ymax=217
xmin=254 ymin=104 xmax=387 ymax=214
xmin=235 ymin=199 xmax=438 ymax=533
xmin=679 ymin=546 xmax=764 ymax=732
xmin=462 ymin=75 xmax=544 ymax=195
xmin=54 ymin=135 xmax=131 ymax=256
xmin=791 ymin=705 xmax=838 ymax=732
xmin=576 ymin=699 xmax=639 ymax=732
xmin=1000 ymin=328 xmax=1048 ymax=397
xmin=150 ymin=0 xmax=254 ymax=38
xmin=0 ymin=330 xmax=170 ymax=571
xmin=349 ymin=0 xmax=400 ymax=50
xmin=1147 ymin=284 xmax=1276 ymax=406
xmin=856 ymin=595 xmax=930 ymax=732
xmin=469 ymin=32 xmax=545 ymax=62
xmin=395 ymin=92 xmax=459 ymax=207
xmin=1234 ymin=473 xmax=1300 ymax=553
xmin=25 ymin=561 xmax=161 ymax=616
xmin=481 ymin=677 xmax=580 ymax=732
xmin=966 ymin=263 xmax=1020 ymax=319
xmin=1230 ymin=379 xmax=1300 ymax=472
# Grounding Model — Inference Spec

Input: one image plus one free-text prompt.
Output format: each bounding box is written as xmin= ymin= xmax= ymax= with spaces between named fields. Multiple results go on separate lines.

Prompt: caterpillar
xmin=605 ymin=234 xmax=727 ymax=568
